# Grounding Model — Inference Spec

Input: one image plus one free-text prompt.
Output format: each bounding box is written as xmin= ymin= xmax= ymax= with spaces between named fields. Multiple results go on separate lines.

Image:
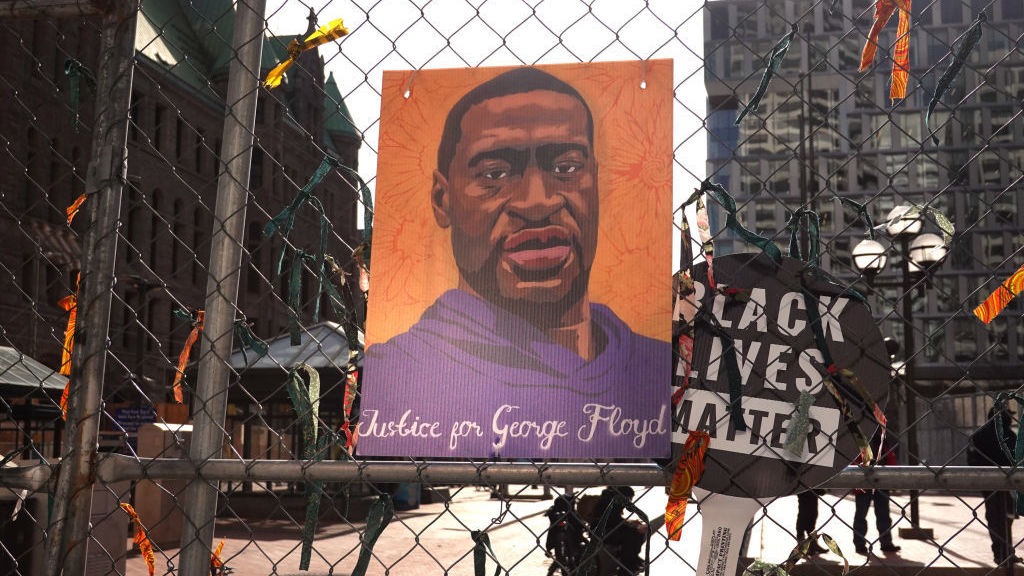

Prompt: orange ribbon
xmin=859 ymin=0 xmax=912 ymax=102
xmin=172 ymin=310 xmax=204 ymax=403
xmin=974 ymin=263 xmax=1024 ymax=324
xmin=211 ymin=540 xmax=226 ymax=575
xmin=665 ymin=430 xmax=710 ymax=541
xmin=264 ymin=18 xmax=349 ymax=88
xmin=120 ymin=503 xmax=156 ymax=576
xmin=57 ymin=275 xmax=80 ymax=419
xmin=65 ymin=193 xmax=87 ymax=225
xmin=341 ymin=367 xmax=359 ymax=451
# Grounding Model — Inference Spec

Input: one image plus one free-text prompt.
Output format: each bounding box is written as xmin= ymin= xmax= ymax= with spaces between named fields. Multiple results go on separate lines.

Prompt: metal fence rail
xmin=1 ymin=0 xmax=1023 ymax=575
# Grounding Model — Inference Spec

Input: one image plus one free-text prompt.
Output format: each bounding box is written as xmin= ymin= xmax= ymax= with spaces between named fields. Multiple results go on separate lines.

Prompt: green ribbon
xmin=702 ymin=180 xmax=782 ymax=263
xmin=322 ymin=255 xmax=363 ymax=355
xmin=927 ymin=13 xmax=985 ymax=145
xmin=837 ymin=196 xmax=876 ymax=240
xmin=352 ymin=495 xmax=394 ymax=576
xmin=801 ymin=286 xmax=880 ymax=459
xmin=265 ymin=155 xmax=340 ymax=274
xmin=287 ymin=250 xmax=313 ymax=346
xmin=784 ymin=391 xmax=815 ymax=457
xmin=471 ymin=531 xmax=503 ymax=576
xmin=285 ymin=364 xmax=323 ymax=570
xmin=232 ymin=319 xmax=269 ymax=365
xmin=339 ymin=165 xmax=374 ymax=267
xmin=306 ymin=196 xmax=331 ymax=324
xmin=696 ymin=308 xmax=747 ymax=432
xmin=64 ymin=59 xmax=96 ymax=132
xmin=898 ymin=205 xmax=955 ymax=247
xmin=785 ymin=209 xmax=821 ymax=268
xmin=745 ymin=532 xmax=847 ymax=576
xmin=735 ymin=24 xmax=798 ymax=125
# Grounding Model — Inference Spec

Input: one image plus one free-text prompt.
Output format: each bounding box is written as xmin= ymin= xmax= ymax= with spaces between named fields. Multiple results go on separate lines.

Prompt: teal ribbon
xmin=232 ymin=319 xmax=269 ymax=365
xmin=735 ymin=24 xmax=798 ymax=124
xmin=837 ymin=196 xmax=876 ymax=240
xmin=696 ymin=308 xmax=747 ymax=432
xmin=784 ymin=391 xmax=816 ymax=457
xmin=471 ymin=531 xmax=503 ymax=576
xmin=927 ymin=13 xmax=985 ymax=145
xmin=64 ymin=59 xmax=96 ymax=132
xmin=287 ymin=250 xmax=313 ymax=346
xmin=702 ymin=180 xmax=782 ymax=263
xmin=265 ymin=155 xmax=340 ymax=274
xmin=285 ymin=364 xmax=323 ymax=570
xmin=339 ymin=165 xmax=374 ymax=266
xmin=352 ymin=495 xmax=394 ymax=576
xmin=306 ymin=196 xmax=331 ymax=324
xmin=173 ymin=307 xmax=195 ymax=323
xmin=785 ymin=209 xmax=821 ymax=268
xmin=322 ymin=257 xmax=362 ymax=354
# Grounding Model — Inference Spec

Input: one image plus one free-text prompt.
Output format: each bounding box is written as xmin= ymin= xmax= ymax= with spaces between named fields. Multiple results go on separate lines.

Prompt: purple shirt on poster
xmin=357 ymin=289 xmax=671 ymax=459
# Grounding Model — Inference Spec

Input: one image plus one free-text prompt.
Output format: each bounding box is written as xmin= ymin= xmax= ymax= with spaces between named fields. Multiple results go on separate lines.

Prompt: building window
xmin=941 ymin=0 xmax=962 ymax=23
xmin=246 ymin=221 xmax=263 ymax=293
xmin=195 ymin=129 xmax=205 ymax=173
xmin=149 ymin=189 xmax=162 ymax=271
xmin=154 ymin=104 xmax=165 ymax=151
xmin=1004 ymin=0 xmax=1023 ymax=19
xmin=250 ymin=145 xmax=264 ymax=189
xmin=709 ymin=5 xmax=729 ymax=40
xmin=193 ymin=208 xmax=204 ymax=285
xmin=175 ymin=116 xmax=185 ymax=160
xmin=129 ymin=92 xmax=141 ymax=142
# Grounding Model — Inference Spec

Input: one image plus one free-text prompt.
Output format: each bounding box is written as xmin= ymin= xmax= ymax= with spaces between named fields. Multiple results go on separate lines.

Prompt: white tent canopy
xmin=0 ymin=347 xmax=68 ymax=392
xmin=228 ymin=321 xmax=360 ymax=371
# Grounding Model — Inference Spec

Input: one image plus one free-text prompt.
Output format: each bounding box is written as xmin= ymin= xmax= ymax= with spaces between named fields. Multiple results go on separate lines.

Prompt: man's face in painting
xmin=431 ymin=89 xmax=599 ymax=309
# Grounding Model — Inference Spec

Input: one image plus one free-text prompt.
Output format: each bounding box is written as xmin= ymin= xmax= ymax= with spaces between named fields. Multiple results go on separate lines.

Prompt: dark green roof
xmin=324 ymin=72 xmax=361 ymax=139
xmin=136 ymin=0 xmax=233 ymax=95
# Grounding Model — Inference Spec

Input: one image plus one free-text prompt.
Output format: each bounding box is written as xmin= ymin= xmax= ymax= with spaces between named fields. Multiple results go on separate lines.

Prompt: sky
xmin=265 ymin=0 xmax=709 ymax=268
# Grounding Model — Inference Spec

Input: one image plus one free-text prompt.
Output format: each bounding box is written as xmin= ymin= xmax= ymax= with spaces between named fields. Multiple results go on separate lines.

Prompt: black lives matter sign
xmin=677 ymin=253 xmax=889 ymax=498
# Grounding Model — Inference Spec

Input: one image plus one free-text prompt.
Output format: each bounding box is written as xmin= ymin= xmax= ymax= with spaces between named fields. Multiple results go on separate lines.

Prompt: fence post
xmin=176 ymin=0 xmax=265 ymax=574
xmin=44 ymin=1 xmax=139 ymax=575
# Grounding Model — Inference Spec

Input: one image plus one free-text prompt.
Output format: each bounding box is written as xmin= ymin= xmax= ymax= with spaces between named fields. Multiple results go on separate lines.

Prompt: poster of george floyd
xmin=356 ymin=60 xmax=674 ymax=459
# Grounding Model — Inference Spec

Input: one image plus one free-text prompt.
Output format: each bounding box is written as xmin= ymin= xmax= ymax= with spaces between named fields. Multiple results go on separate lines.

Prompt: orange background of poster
xmin=366 ymin=60 xmax=673 ymax=345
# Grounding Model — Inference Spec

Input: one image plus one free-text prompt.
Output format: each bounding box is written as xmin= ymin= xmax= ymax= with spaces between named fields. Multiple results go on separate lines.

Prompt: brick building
xmin=0 ymin=1 xmax=363 ymax=403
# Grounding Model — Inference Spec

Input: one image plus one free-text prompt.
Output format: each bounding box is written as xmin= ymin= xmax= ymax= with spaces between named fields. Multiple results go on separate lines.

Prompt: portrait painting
xmin=357 ymin=60 xmax=674 ymax=459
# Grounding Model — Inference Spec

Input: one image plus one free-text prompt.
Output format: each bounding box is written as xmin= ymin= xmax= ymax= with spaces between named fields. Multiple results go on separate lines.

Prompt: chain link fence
xmin=1 ymin=0 xmax=1023 ymax=574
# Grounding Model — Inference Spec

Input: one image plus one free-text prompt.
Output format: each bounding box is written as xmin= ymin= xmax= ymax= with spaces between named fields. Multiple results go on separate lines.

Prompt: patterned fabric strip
xmin=890 ymin=0 xmax=912 ymax=101
xmin=973 ymin=263 xmax=1024 ymax=324
xmin=665 ymin=430 xmax=710 ymax=541
xmin=65 ymin=193 xmax=87 ymax=226
xmin=859 ymin=0 xmax=898 ymax=73
xmin=859 ymin=0 xmax=912 ymax=102
xmin=172 ymin=309 xmax=204 ymax=404
xmin=120 ymin=503 xmax=156 ymax=576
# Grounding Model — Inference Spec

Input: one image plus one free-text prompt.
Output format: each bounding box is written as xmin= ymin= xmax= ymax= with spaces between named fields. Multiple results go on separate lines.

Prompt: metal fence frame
xmin=2 ymin=0 xmax=1023 ymax=575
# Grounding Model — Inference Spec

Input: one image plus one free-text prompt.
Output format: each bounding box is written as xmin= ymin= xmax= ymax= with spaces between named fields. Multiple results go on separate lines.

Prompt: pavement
xmin=124 ymin=487 xmax=1010 ymax=575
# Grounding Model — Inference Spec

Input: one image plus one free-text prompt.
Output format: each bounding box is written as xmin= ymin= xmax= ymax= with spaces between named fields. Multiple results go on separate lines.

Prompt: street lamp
xmin=852 ymin=205 xmax=948 ymax=541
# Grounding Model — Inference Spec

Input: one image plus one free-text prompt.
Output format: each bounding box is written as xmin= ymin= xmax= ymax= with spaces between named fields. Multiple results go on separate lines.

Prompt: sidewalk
xmin=126 ymin=487 xmax=1006 ymax=575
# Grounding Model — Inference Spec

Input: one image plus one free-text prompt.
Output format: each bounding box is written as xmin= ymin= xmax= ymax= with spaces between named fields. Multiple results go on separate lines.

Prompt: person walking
xmin=795 ymin=490 xmax=827 ymax=555
xmin=852 ymin=430 xmax=900 ymax=555
xmin=969 ymin=403 xmax=1022 ymax=566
